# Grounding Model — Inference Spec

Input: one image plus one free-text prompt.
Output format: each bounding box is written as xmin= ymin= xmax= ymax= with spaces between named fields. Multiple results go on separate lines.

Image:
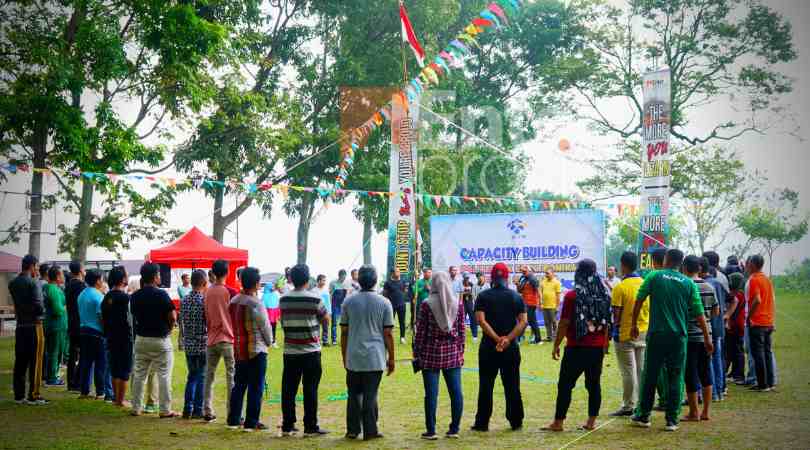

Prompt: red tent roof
xmin=149 ymin=227 xmax=248 ymax=267
xmin=0 ymin=251 xmax=21 ymax=273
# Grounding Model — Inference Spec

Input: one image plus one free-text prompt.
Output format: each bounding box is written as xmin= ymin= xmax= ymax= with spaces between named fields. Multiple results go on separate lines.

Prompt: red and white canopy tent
xmin=149 ymin=227 xmax=248 ymax=290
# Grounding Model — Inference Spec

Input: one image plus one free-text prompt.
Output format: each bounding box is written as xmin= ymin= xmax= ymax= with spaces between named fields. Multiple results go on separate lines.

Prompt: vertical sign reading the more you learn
xmin=638 ymin=68 xmax=671 ymax=269
xmin=387 ymin=94 xmax=420 ymax=285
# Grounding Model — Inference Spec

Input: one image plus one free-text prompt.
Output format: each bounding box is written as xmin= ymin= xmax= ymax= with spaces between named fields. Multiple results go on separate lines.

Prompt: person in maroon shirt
xmin=543 ymin=259 xmax=611 ymax=432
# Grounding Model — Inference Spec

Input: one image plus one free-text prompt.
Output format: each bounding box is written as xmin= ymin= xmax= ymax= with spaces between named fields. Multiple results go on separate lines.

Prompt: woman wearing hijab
xmin=543 ymin=259 xmax=611 ymax=432
xmin=412 ymin=271 xmax=466 ymax=440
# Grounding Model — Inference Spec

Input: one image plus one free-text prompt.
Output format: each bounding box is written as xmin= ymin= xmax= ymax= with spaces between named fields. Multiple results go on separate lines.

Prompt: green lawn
xmin=1 ymin=291 xmax=809 ymax=449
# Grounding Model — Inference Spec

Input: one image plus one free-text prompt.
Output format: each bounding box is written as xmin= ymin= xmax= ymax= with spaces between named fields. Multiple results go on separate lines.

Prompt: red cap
xmin=491 ymin=262 xmax=510 ymax=281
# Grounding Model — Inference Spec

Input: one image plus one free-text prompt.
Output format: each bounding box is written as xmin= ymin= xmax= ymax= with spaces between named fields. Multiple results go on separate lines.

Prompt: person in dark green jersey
xmin=629 ymin=249 xmax=713 ymax=432
xmin=43 ymin=266 xmax=68 ymax=385
xmin=645 ymin=248 xmax=670 ymax=412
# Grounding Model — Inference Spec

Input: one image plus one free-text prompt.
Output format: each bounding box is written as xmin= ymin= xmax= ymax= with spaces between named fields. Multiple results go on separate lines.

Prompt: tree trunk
xmin=27 ymin=126 xmax=48 ymax=259
xmin=212 ymin=180 xmax=226 ymax=243
xmin=362 ymin=213 xmax=373 ymax=265
xmin=296 ymin=195 xmax=314 ymax=264
xmin=72 ymin=179 xmax=95 ymax=262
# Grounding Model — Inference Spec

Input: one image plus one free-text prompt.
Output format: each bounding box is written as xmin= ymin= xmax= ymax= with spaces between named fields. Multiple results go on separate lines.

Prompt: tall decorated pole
xmin=388 ymin=94 xmax=419 ymax=286
xmin=638 ymin=67 xmax=672 ymax=269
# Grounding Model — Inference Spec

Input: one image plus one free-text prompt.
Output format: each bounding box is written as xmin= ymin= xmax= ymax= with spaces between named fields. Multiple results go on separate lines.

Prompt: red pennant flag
xmin=400 ymin=1 xmax=426 ymax=68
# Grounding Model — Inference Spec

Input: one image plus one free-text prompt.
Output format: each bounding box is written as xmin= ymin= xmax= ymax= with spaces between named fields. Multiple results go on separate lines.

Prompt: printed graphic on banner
xmin=638 ymin=68 xmax=671 ymax=270
xmin=387 ymin=94 xmax=420 ymax=286
xmin=430 ymin=210 xmax=605 ymax=289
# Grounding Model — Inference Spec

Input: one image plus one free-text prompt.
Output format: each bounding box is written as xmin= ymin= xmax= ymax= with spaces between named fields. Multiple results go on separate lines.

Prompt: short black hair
xmin=358 ymin=265 xmax=377 ymax=290
xmin=140 ymin=262 xmax=160 ymax=284
xmin=21 ymin=254 xmax=38 ymax=271
xmin=620 ymin=251 xmax=639 ymax=272
xmin=39 ymin=263 xmax=50 ymax=278
xmin=47 ymin=265 xmax=61 ymax=282
xmin=702 ymin=251 xmax=720 ymax=268
xmin=699 ymin=257 xmax=711 ymax=275
xmin=191 ymin=269 xmax=207 ymax=288
xmin=85 ymin=269 xmax=103 ymax=287
xmin=212 ymin=259 xmax=229 ymax=278
xmin=181 ymin=273 xmax=189 ymax=280
xmin=317 ymin=274 xmax=326 ymax=282
xmin=107 ymin=266 xmax=128 ymax=288
xmin=665 ymin=249 xmax=684 ymax=268
xmin=475 ymin=271 xmax=482 ymax=277
xmin=240 ymin=267 xmax=261 ymax=290
xmin=69 ymin=260 xmax=83 ymax=275
xmin=290 ymin=264 xmax=310 ymax=288
xmin=683 ymin=255 xmax=701 ymax=275
xmin=389 ymin=268 xmax=397 ymax=275
xmin=338 ymin=269 xmax=346 ymax=277
xmin=651 ymin=248 xmax=667 ymax=266
xmin=750 ymin=254 xmax=765 ymax=271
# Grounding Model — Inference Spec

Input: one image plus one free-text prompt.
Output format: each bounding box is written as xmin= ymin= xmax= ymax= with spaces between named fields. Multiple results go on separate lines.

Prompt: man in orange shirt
xmin=518 ymin=266 xmax=542 ymax=345
xmin=745 ymin=255 xmax=775 ymax=392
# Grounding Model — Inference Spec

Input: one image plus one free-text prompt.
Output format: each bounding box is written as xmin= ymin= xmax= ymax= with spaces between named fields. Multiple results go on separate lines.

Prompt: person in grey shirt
xmin=340 ymin=265 xmax=395 ymax=441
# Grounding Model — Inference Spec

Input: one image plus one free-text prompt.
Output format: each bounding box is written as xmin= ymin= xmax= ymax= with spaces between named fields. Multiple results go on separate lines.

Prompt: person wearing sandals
xmin=130 ymin=262 xmax=178 ymax=418
xmin=413 ymin=271 xmax=465 ymax=440
xmin=543 ymin=259 xmax=611 ymax=432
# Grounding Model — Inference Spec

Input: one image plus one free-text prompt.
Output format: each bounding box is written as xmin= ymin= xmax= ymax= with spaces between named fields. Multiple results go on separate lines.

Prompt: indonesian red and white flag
xmin=400 ymin=2 xmax=425 ymax=68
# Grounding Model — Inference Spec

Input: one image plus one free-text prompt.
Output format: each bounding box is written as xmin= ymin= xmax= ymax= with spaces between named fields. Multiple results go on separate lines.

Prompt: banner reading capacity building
xmin=387 ymin=94 xmax=420 ymax=285
xmin=638 ymin=68 xmax=672 ymax=269
xmin=430 ymin=210 xmax=605 ymax=289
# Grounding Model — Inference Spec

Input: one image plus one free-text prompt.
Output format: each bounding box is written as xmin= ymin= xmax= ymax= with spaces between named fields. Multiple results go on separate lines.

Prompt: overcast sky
xmin=1 ymin=0 xmax=809 ymax=278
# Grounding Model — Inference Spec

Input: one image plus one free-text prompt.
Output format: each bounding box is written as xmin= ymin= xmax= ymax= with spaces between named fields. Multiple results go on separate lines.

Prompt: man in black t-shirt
xmin=64 ymin=260 xmax=86 ymax=392
xmin=382 ymin=268 xmax=410 ymax=344
xmin=472 ymin=262 xmax=528 ymax=432
xmin=129 ymin=262 xmax=177 ymax=417
xmin=101 ymin=266 xmax=133 ymax=407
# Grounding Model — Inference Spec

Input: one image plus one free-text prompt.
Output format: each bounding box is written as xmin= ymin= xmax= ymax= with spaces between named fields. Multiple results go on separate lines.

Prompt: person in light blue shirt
xmin=262 ymin=281 xmax=281 ymax=347
xmin=177 ymin=273 xmax=192 ymax=300
xmin=77 ymin=269 xmax=112 ymax=399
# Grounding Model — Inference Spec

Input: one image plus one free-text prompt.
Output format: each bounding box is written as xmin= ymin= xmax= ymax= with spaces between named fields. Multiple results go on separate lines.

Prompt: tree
xmin=0 ymin=0 xmax=247 ymax=260
xmin=735 ymin=189 xmax=808 ymax=276
xmin=550 ymin=0 xmax=797 ymax=145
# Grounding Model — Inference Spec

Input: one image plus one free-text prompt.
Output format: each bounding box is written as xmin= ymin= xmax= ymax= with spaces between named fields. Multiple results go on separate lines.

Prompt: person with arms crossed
xmin=340 ymin=265 xmax=395 ymax=441
xmin=471 ymin=263 xmax=528 ymax=432
xmin=412 ymin=271 xmax=465 ymax=440
xmin=279 ymin=264 xmax=330 ymax=436
xmin=609 ymin=251 xmax=648 ymax=417
xmin=517 ymin=266 xmax=542 ymax=345
xmin=629 ymin=249 xmax=713 ymax=432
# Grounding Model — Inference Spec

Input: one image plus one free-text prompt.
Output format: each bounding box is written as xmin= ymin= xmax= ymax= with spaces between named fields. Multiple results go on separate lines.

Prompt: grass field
xmin=1 ymin=291 xmax=809 ymax=449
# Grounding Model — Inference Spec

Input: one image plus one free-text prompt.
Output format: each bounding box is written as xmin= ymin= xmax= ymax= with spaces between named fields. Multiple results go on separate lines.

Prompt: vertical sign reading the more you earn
xmin=638 ymin=68 xmax=671 ymax=269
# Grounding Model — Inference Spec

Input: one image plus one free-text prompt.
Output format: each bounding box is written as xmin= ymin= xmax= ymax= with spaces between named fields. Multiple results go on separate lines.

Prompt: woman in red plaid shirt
xmin=413 ymin=271 xmax=466 ymax=440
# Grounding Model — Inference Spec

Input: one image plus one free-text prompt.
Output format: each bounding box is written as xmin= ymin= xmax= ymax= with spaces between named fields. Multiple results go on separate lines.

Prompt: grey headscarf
xmin=426 ymin=271 xmax=460 ymax=335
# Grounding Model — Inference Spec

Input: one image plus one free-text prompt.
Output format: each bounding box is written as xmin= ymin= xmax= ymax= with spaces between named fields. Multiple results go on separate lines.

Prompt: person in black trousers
xmin=382 ymin=268 xmax=410 ymax=344
xmin=64 ymin=260 xmax=86 ymax=392
xmin=472 ymin=263 xmax=527 ymax=432
xmin=9 ymin=255 xmax=48 ymax=405
xmin=543 ymin=259 xmax=612 ymax=432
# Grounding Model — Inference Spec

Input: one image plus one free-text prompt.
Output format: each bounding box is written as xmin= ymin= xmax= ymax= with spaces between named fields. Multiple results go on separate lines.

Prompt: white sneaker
xmin=272 ymin=342 xmax=279 ymax=349
xmin=472 ymin=337 xmax=478 ymax=343
xmin=400 ymin=337 xmax=406 ymax=345
xmin=665 ymin=422 xmax=679 ymax=432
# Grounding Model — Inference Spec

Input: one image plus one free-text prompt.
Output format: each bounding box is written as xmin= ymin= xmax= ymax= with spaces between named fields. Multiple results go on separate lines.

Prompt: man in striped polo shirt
xmin=280 ymin=264 xmax=330 ymax=437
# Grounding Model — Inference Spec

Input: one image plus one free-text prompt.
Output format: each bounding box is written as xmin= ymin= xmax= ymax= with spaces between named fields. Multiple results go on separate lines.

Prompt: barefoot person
xmin=101 ymin=266 xmax=133 ymax=407
xmin=682 ymin=256 xmax=718 ymax=422
xmin=543 ymin=259 xmax=611 ymax=432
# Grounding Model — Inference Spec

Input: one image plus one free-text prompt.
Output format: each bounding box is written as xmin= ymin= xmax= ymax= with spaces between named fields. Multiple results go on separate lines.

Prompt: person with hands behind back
xmin=471 ymin=262 xmax=527 ymax=432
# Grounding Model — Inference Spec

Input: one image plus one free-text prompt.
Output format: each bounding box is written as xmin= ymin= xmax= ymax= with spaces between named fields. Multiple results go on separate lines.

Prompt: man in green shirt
xmin=629 ymin=249 xmax=713 ymax=432
xmin=412 ymin=268 xmax=432 ymax=328
xmin=43 ymin=266 xmax=68 ymax=385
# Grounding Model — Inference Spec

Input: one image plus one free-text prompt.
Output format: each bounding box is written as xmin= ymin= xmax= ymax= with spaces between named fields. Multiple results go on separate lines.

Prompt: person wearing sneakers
xmin=745 ymin=254 xmax=776 ymax=392
xmin=609 ymin=251 xmax=648 ymax=417
xmin=100 ymin=266 xmax=133 ymax=407
xmin=129 ymin=262 xmax=178 ymax=418
xmin=227 ymin=267 xmax=272 ymax=432
xmin=202 ymin=259 xmax=237 ymax=423
xmin=413 ymin=271 xmax=465 ymax=440
xmin=629 ymin=249 xmax=712 ymax=432
xmin=543 ymin=259 xmax=611 ymax=432
xmin=9 ymin=255 xmax=48 ymax=405
xmin=43 ymin=266 xmax=68 ymax=387
xmin=279 ymin=264 xmax=330 ymax=437
xmin=471 ymin=262 xmax=527 ymax=432
xmin=179 ymin=270 xmax=208 ymax=419
xmin=77 ymin=269 xmax=112 ymax=401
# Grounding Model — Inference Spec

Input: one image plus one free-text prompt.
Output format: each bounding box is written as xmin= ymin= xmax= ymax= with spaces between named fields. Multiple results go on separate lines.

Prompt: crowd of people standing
xmin=7 ymin=246 xmax=777 ymax=439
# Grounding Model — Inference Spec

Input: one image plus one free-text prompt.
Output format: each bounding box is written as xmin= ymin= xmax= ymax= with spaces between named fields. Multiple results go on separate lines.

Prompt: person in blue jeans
xmin=701 ymin=259 xmax=727 ymax=401
xmin=180 ymin=270 xmax=208 ymax=419
xmin=329 ymin=270 xmax=351 ymax=346
xmin=413 ymin=271 xmax=465 ymax=440
xmin=77 ymin=270 xmax=113 ymax=399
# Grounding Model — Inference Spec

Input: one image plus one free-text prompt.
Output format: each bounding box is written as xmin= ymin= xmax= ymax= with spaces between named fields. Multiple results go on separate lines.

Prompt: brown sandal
xmin=160 ymin=411 xmax=180 ymax=419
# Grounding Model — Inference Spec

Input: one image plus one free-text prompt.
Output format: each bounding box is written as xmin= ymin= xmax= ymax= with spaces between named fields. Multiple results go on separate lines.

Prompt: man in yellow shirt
xmin=609 ymin=251 xmax=649 ymax=416
xmin=540 ymin=269 xmax=561 ymax=342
